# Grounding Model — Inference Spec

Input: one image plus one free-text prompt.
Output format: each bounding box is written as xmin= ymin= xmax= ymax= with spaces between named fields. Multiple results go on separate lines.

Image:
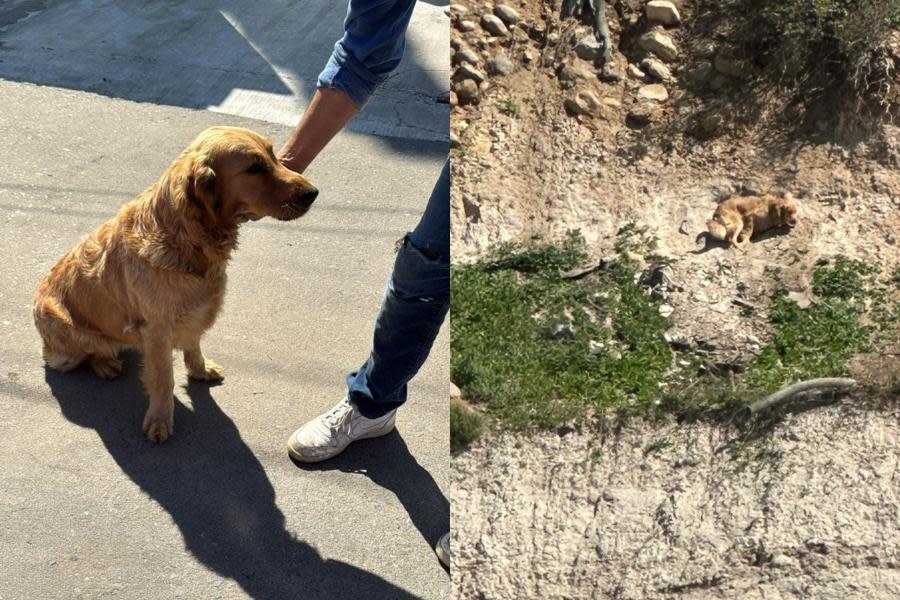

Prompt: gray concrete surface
xmin=0 ymin=0 xmax=450 ymax=142
xmin=0 ymin=80 xmax=449 ymax=599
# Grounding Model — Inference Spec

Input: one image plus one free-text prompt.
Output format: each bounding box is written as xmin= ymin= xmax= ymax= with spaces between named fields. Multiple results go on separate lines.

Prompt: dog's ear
xmin=132 ymin=152 xmax=212 ymax=275
xmin=769 ymin=201 xmax=781 ymax=221
xmin=187 ymin=153 xmax=217 ymax=206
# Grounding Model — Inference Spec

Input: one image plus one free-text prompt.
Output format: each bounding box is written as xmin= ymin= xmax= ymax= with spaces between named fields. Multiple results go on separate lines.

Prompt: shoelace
xmin=322 ymin=400 xmax=354 ymax=430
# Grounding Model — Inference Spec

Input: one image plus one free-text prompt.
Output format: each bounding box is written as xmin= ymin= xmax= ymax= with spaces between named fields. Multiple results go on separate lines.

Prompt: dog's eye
xmin=247 ymin=161 xmax=268 ymax=174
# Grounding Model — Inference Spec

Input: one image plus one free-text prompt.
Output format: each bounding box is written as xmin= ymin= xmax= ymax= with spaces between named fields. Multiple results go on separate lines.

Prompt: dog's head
xmin=180 ymin=126 xmax=318 ymax=225
xmin=770 ymin=194 xmax=798 ymax=228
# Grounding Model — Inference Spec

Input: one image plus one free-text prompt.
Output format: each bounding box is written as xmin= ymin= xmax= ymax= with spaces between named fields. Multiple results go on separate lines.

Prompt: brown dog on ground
xmin=699 ymin=193 xmax=798 ymax=249
xmin=33 ymin=126 xmax=318 ymax=442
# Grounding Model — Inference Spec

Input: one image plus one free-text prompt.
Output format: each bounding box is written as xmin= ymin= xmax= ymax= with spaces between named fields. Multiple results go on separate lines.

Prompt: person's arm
xmin=278 ymin=88 xmax=359 ymax=174
xmin=278 ymin=0 xmax=417 ymax=173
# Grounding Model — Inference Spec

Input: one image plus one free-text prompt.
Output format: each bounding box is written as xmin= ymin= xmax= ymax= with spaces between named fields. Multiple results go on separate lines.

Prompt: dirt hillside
xmin=449 ymin=0 xmax=900 ymax=597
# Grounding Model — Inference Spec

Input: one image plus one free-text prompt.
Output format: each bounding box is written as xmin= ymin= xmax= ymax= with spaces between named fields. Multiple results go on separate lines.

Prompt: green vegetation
xmin=497 ymin=97 xmax=520 ymax=118
xmin=450 ymin=402 xmax=483 ymax=454
xmin=703 ymin=0 xmax=900 ymax=110
xmin=451 ymin=232 xmax=896 ymax=447
xmin=451 ymin=230 xmax=673 ymax=431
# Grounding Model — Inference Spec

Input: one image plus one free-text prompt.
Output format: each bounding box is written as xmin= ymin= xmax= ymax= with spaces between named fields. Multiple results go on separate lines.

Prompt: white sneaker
xmin=436 ymin=532 xmax=451 ymax=569
xmin=287 ymin=397 xmax=396 ymax=463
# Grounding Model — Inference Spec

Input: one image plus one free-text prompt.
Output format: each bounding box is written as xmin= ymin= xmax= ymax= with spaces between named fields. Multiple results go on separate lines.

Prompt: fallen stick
xmin=746 ymin=378 xmax=857 ymax=416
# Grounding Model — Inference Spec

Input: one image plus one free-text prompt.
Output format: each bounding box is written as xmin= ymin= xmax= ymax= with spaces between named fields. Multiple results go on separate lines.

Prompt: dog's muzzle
xmin=290 ymin=188 xmax=318 ymax=211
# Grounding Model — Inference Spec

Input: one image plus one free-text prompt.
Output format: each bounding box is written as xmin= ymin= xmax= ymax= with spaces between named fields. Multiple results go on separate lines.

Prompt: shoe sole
xmin=435 ymin=540 xmax=451 ymax=570
xmin=287 ymin=417 xmax=396 ymax=463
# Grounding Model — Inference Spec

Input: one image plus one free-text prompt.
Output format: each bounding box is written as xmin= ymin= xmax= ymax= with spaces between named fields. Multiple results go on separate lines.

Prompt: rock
xmin=589 ymin=340 xmax=604 ymax=356
xmin=696 ymin=41 xmax=717 ymax=58
xmin=714 ymin=54 xmax=753 ymax=78
xmin=481 ymin=14 xmax=508 ymax=36
xmin=787 ymin=290 xmax=812 ymax=309
xmin=684 ymin=61 xmax=713 ymax=87
xmin=450 ymin=4 xmax=468 ymax=16
xmin=640 ymin=57 xmax=672 ymax=82
xmin=638 ymin=30 xmax=678 ymax=62
xmin=658 ymin=304 xmax=674 ymax=317
xmin=564 ymin=90 xmax=602 ymax=116
xmin=771 ymin=554 xmax=794 ymax=568
xmin=575 ymin=35 xmax=603 ymax=61
xmin=637 ymin=84 xmax=668 ymax=101
xmin=627 ymin=64 xmax=647 ymax=81
xmin=450 ymin=131 xmax=460 ymax=148
xmin=449 ymin=91 xmax=458 ymax=106
xmin=558 ymin=63 xmax=594 ymax=86
xmin=471 ymin=131 xmax=492 ymax=154
xmin=493 ymin=4 xmax=519 ymax=25
xmin=646 ymin=1 xmax=681 ymax=26
xmin=450 ymin=382 xmax=462 ymax=400
xmin=551 ymin=322 xmax=576 ymax=340
xmin=602 ymin=97 xmax=622 ymax=107
xmin=626 ymin=103 xmax=657 ymax=128
xmin=454 ymin=79 xmax=479 ymax=105
xmin=455 ymin=48 xmax=480 ymax=66
xmin=458 ymin=20 xmax=476 ymax=33
xmin=486 ymin=55 xmax=515 ymax=76
xmin=664 ymin=332 xmax=692 ymax=351
xmin=455 ymin=63 xmax=486 ymax=83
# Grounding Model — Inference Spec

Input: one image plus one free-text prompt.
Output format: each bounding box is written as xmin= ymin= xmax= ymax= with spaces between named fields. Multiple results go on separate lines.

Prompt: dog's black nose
xmin=298 ymin=188 xmax=318 ymax=208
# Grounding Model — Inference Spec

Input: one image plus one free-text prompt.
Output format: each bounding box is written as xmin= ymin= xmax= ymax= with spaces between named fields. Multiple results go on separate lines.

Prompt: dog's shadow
xmin=44 ymin=351 xmax=432 ymax=599
xmin=691 ymin=226 xmax=794 ymax=254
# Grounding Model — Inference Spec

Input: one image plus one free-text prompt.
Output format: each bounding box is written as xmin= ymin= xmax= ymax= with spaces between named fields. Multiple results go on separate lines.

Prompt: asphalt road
xmin=0 ymin=0 xmax=450 ymax=142
xmin=0 ymin=80 xmax=449 ymax=599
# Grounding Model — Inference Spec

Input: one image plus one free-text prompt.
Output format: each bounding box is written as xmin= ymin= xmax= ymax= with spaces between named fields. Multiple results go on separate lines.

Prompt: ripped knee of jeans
xmin=396 ymin=234 xmax=444 ymax=262
xmin=390 ymin=235 xmax=450 ymax=302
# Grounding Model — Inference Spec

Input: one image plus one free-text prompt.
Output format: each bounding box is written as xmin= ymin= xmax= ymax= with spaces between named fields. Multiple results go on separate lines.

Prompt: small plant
xmin=497 ymin=97 xmax=520 ymax=118
xmin=746 ymin=257 xmax=875 ymax=392
xmin=811 ymin=255 xmax=878 ymax=300
xmin=451 ymin=402 xmax=483 ymax=454
xmin=644 ymin=437 xmax=673 ymax=456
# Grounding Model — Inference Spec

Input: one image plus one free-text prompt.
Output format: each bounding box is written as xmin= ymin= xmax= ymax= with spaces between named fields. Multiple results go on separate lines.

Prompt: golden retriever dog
xmin=699 ymin=193 xmax=798 ymax=248
xmin=33 ymin=126 xmax=318 ymax=442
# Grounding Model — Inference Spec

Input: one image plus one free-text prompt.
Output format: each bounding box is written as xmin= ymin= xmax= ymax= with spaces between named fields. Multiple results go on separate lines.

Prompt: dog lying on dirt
xmin=33 ymin=126 xmax=318 ymax=442
xmin=697 ymin=193 xmax=798 ymax=249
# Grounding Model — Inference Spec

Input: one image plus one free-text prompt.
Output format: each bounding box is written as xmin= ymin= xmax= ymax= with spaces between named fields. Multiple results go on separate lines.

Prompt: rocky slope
xmin=449 ymin=1 xmax=900 ymax=597
xmin=450 ymin=0 xmax=899 ymax=363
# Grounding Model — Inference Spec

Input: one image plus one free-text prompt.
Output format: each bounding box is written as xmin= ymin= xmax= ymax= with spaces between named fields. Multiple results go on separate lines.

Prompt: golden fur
xmin=702 ymin=193 xmax=798 ymax=248
xmin=33 ymin=126 xmax=317 ymax=442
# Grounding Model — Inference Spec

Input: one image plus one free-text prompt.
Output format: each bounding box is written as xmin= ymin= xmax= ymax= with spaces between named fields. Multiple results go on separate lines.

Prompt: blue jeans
xmin=346 ymin=159 xmax=450 ymax=418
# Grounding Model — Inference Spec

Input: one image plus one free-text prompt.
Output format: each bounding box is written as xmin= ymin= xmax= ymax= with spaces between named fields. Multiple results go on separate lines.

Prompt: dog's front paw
xmin=89 ymin=355 xmax=123 ymax=380
xmin=188 ymin=358 xmax=224 ymax=381
xmin=143 ymin=406 xmax=174 ymax=443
